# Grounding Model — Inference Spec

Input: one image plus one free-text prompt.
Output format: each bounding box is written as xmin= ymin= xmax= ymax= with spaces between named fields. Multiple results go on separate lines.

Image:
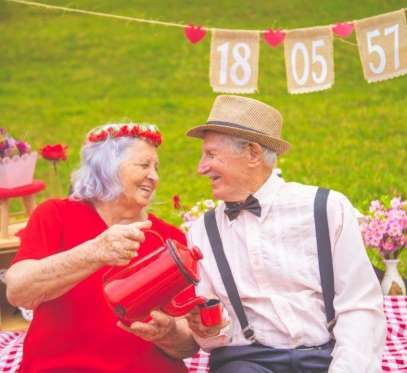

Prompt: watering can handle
xmin=162 ymin=286 xmax=206 ymax=317
xmin=143 ymin=229 xmax=165 ymax=245
xmin=103 ymin=229 xmax=165 ymax=280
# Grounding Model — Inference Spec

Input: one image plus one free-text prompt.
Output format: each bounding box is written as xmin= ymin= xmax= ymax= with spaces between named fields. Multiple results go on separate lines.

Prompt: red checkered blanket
xmin=0 ymin=296 xmax=406 ymax=372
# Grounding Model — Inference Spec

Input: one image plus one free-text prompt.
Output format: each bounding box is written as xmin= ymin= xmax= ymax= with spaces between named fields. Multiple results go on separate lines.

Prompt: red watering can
xmin=103 ymin=231 xmax=218 ymax=326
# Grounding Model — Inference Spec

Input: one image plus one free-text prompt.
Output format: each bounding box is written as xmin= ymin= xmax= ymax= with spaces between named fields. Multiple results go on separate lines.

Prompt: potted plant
xmin=360 ymin=197 xmax=406 ymax=295
xmin=0 ymin=128 xmax=37 ymax=188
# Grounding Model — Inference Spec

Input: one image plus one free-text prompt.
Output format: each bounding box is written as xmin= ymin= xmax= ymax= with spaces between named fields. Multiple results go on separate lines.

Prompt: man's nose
xmin=198 ymin=158 xmax=209 ymax=175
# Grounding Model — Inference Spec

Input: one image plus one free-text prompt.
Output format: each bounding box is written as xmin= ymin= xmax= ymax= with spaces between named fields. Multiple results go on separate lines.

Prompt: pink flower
xmin=369 ymin=200 xmax=382 ymax=213
xmin=16 ymin=141 xmax=30 ymax=155
xmin=182 ymin=212 xmax=194 ymax=222
xmin=387 ymin=220 xmax=403 ymax=237
xmin=390 ymin=197 xmax=402 ymax=209
xmin=382 ymin=240 xmax=396 ymax=252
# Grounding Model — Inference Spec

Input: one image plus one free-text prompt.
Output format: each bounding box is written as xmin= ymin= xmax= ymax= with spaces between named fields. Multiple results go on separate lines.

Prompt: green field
xmin=0 ymin=0 xmax=406 ymax=275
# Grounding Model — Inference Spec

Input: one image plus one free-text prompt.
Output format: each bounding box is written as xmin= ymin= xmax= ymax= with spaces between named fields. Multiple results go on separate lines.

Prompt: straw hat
xmin=186 ymin=95 xmax=291 ymax=155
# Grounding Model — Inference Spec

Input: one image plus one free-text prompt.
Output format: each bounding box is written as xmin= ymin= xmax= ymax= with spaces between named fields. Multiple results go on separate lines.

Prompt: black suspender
xmin=204 ymin=209 xmax=256 ymax=342
xmin=203 ymin=187 xmax=335 ymax=342
xmin=314 ymin=188 xmax=336 ymax=331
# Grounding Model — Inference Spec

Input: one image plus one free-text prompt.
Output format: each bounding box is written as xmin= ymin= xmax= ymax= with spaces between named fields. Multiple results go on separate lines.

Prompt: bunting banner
xmin=4 ymin=1 xmax=407 ymax=95
xmin=210 ymin=29 xmax=260 ymax=93
xmin=355 ymin=9 xmax=407 ymax=83
xmin=284 ymin=26 xmax=334 ymax=94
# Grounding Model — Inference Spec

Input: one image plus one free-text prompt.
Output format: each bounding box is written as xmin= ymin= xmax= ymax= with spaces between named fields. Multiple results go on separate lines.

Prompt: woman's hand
xmin=5 ymin=221 xmax=150 ymax=309
xmin=118 ymin=310 xmax=177 ymax=342
xmin=91 ymin=220 xmax=152 ymax=266
xmin=118 ymin=310 xmax=199 ymax=358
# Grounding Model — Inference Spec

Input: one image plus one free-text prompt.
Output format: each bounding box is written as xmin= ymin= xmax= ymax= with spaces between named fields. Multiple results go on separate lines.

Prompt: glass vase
xmin=381 ymin=259 xmax=406 ymax=296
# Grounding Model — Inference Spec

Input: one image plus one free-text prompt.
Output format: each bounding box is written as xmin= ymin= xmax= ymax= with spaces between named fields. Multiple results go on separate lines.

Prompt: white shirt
xmin=188 ymin=174 xmax=386 ymax=373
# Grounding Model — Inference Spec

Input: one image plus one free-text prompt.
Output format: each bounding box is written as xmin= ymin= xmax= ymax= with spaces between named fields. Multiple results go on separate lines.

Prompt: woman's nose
xmin=148 ymin=167 xmax=159 ymax=182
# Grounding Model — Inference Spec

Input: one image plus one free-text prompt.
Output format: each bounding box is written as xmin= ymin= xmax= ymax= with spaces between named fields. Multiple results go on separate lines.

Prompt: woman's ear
xmin=247 ymin=142 xmax=263 ymax=167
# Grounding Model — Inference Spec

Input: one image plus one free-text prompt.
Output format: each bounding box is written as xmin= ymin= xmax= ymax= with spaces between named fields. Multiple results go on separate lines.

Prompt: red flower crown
xmin=87 ymin=123 xmax=162 ymax=146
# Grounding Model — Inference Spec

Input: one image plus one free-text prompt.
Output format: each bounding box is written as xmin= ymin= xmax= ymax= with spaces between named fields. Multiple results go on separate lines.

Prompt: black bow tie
xmin=224 ymin=195 xmax=262 ymax=221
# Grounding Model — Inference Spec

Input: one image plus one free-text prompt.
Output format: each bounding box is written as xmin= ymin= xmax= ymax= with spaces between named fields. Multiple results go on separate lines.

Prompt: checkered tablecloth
xmin=1 ymin=296 xmax=406 ymax=372
xmin=381 ymin=296 xmax=407 ymax=372
xmin=0 ymin=331 xmax=24 ymax=373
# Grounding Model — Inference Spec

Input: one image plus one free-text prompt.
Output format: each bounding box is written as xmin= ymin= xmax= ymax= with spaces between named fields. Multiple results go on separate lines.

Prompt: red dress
xmin=13 ymin=198 xmax=189 ymax=373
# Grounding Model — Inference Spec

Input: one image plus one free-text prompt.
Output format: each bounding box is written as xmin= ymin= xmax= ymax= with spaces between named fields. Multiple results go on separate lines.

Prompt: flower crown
xmin=87 ymin=123 xmax=162 ymax=146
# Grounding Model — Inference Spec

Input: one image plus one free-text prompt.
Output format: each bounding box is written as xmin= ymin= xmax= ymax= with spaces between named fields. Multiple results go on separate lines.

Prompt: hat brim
xmin=186 ymin=124 xmax=291 ymax=156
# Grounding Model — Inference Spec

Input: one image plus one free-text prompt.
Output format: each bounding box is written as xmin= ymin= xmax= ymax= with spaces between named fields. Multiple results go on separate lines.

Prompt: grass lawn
xmin=0 ymin=0 xmax=406 ymax=275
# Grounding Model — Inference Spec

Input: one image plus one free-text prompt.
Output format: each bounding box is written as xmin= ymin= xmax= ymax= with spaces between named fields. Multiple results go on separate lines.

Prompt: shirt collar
xmin=254 ymin=173 xmax=285 ymax=222
xmin=221 ymin=172 xmax=285 ymax=226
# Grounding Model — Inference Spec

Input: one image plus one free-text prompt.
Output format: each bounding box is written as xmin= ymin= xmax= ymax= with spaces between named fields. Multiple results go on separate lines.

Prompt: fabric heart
xmin=332 ymin=22 xmax=354 ymax=38
xmin=184 ymin=24 xmax=207 ymax=44
xmin=263 ymin=29 xmax=286 ymax=47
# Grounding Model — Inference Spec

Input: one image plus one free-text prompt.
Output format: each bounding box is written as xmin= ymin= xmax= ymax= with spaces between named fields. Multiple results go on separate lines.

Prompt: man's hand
xmin=186 ymin=305 xmax=229 ymax=339
xmin=117 ymin=310 xmax=176 ymax=342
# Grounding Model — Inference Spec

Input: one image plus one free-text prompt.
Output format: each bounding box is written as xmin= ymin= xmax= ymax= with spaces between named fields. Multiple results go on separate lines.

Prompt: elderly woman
xmin=5 ymin=123 xmax=198 ymax=372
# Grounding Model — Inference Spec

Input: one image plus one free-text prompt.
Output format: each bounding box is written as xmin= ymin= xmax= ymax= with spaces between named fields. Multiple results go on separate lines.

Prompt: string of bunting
xmin=5 ymin=0 xmax=407 ymax=94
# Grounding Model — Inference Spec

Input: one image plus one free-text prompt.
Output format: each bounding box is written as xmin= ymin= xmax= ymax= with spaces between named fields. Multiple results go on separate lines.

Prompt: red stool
xmin=0 ymin=181 xmax=46 ymax=239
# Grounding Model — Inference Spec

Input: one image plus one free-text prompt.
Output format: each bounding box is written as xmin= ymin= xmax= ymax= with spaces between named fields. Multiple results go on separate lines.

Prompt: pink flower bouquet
xmin=361 ymin=197 xmax=407 ymax=259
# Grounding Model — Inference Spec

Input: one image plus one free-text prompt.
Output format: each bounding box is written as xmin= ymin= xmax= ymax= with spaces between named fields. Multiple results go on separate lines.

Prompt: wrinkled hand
xmin=186 ymin=304 xmax=229 ymax=339
xmin=118 ymin=310 xmax=176 ymax=342
xmin=92 ymin=220 xmax=152 ymax=266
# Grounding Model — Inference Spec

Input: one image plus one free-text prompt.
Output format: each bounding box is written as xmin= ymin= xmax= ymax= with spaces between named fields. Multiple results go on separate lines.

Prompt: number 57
xmin=367 ymin=24 xmax=400 ymax=74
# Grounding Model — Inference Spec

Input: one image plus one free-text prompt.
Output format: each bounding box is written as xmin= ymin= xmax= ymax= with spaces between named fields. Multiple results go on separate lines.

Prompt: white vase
xmin=381 ymin=259 xmax=406 ymax=296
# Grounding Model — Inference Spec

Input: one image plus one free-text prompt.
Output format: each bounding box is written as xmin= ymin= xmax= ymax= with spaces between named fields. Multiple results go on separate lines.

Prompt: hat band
xmin=206 ymin=121 xmax=267 ymax=136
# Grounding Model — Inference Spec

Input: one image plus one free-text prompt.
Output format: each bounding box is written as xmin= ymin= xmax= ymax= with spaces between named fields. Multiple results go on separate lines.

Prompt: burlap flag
xmin=210 ymin=29 xmax=260 ymax=93
xmin=355 ymin=9 xmax=407 ymax=83
xmin=284 ymin=26 xmax=334 ymax=94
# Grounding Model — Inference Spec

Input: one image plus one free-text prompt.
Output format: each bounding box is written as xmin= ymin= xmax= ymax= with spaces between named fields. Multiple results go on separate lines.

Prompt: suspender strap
xmin=314 ymin=187 xmax=336 ymax=331
xmin=204 ymin=209 xmax=256 ymax=342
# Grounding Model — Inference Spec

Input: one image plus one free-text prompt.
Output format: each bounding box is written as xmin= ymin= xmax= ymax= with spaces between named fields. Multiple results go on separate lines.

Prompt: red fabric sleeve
xmin=13 ymin=199 xmax=64 ymax=263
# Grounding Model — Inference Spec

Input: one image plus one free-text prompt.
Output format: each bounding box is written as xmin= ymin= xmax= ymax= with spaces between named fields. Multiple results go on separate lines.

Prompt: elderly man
xmin=186 ymin=95 xmax=386 ymax=373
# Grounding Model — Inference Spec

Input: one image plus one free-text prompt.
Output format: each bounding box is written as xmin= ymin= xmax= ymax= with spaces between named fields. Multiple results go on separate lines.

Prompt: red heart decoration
xmin=263 ymin=29 xmax=286 ymax=48
xmin=332 ymin=22 xmax=354 ymax=38
xmin=184 ymin=24 xmax=207 ymax=44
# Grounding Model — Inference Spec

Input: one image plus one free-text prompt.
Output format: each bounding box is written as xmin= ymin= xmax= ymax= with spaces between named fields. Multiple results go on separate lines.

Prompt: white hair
xmin=220 ymin=133 xmax=277 ymax=168
xmin=70 ymin=136 xmax=140 ymax=202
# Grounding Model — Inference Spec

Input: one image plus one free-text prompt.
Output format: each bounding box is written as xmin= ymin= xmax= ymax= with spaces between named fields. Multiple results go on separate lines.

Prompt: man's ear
xmin=247 ymin=142 xmax=263 ymax=167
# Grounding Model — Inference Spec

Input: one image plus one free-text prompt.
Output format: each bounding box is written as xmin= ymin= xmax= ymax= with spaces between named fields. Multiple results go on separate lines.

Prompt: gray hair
xmin=70 ymin=136 xmax=140 ymax=202
xmin=221 ymin=133 xmax=277 ymax=168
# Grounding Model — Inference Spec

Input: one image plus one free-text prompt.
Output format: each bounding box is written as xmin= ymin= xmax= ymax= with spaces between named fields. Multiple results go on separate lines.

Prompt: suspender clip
xmin=327 ymin=318 xmax=336 ymax=331
xmin=242 ymin=325 xmax=256 ymax=343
